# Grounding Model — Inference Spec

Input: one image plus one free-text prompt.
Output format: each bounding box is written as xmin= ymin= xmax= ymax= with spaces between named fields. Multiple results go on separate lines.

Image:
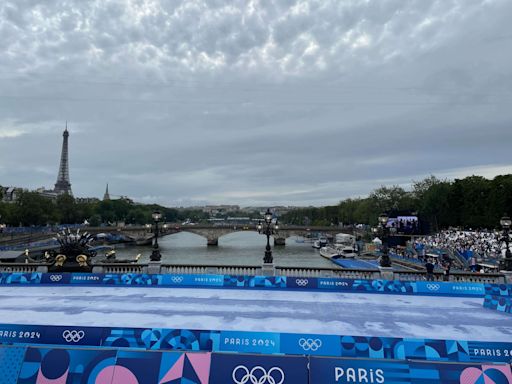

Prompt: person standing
xmin=470 ymin=255 xmax=477 ymax=272
xmin=443 ymin=257 xmax=452 ymax=281
xmin=425 ymin=259 xmax=435 ymax=281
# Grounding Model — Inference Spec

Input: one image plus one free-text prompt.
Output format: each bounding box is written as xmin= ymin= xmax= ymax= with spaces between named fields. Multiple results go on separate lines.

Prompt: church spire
xmin=103 ymin=183 xmax=110 ymax=201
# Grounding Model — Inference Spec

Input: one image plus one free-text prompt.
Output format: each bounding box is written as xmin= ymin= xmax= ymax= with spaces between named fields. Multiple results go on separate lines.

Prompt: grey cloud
xmin=0 ymin=0 xmax=511 ymax=206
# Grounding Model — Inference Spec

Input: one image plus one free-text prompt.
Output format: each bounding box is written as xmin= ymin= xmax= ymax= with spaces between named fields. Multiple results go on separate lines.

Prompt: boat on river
xmin=319 ymin=245 xmax=357 ymax=259
xmin=312 ymin=237 xmax=328 ymax=249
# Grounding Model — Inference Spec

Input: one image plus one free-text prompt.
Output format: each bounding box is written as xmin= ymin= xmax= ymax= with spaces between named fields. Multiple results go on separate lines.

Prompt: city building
xmin=1 ymin=186 xmax=26 ymax=203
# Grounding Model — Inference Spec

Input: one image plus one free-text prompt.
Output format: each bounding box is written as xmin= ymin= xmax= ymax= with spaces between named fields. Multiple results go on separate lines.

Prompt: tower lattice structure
xmin=54 ymin=124 xmax=72 ymax=195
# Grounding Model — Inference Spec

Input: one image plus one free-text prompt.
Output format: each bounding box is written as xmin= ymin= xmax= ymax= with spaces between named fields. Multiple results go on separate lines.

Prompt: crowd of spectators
xmin=413 ymin=229 xmax=511 ymax=272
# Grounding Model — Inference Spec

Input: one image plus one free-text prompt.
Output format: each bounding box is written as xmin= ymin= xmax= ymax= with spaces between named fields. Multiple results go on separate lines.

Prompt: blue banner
xmin=0 ymin=272 xmax=506 ymax=299
xmin=223 ymin=275 xmax=287 ymax=289
xmin=40 ymin=273 xmax=72 ymax=285
xmin=161 ymin=274 xmax=224 ymax=287
xmin=3 ymin=344 xmax=512 ymax=384
xmin=486 ymin=284 xmax=512 ymax=297
xmin=210 ymin=353 xmax=308 ymax=384
xmin=219 ymin=331 xmax=280 ymax=354
xmin=0 ymin=345 xmax=26 ymax=383
xmin=280 ymin=333 xmax=341 ymax=356
xmin=1 ymin=323 xmax=512 ymax=363
xmin=416 ymin=281 xmax=485 ymax=296
xmin=309 ymin=356 xmax=512 ymax=384
xmin=69 ymin=273 xmax=104 ymax=284
xmin=285 ymin=276 xmax=319 ymax=289
xmin=0 ymin=272 xmax=41 ymax=285
xmin=484 ymin=295 xmax=512 ymax=314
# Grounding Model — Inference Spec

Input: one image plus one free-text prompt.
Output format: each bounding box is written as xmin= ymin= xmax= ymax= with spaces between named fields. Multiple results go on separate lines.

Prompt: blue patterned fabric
xmin=1 ymin=323 xmax=511 ymax=363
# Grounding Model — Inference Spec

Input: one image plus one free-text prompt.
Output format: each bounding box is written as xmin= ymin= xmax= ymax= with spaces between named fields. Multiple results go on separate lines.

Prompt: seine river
xmin=113 ymin=231 xmax=335 ymax=268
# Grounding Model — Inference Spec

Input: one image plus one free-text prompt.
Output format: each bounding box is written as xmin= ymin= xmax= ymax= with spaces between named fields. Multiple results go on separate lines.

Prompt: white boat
xmin=319 ymin=245 xmax=357 ymax=259
xmin=312 ymin=237 xmax=328 ymax=249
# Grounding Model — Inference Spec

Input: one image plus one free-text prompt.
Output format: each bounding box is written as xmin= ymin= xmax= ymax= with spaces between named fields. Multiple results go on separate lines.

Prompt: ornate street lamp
xmin=257 ymin=208 xmax=279 ymax=264
xmin=150 ymin=210 xmax=162 ymax=262
xmin=500 ymin=215 xmax=512 ymax=271
xmin=378 ymin=213 xmax=392 ymax=268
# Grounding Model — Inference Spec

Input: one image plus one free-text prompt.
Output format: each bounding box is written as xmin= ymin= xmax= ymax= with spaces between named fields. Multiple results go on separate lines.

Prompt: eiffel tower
xmin=54 ymin=123 xmax=72 ymax=195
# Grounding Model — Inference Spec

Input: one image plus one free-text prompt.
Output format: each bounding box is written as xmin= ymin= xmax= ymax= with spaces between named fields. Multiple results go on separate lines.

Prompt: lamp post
xmin=150 ymin=211 xmax=162 ymax=262
xmin=500 ymin=215 xmax=512 ymax=271
xmin=378 ymin=213 xmax=392 ymax=268
xmin=257 ymin=209 xmax=279 ymax=264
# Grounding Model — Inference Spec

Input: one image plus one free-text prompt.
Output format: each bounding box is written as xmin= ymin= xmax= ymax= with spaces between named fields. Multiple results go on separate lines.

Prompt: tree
xmin=15 ymin=192 xmax=57 ymax=226
xmin=56 ymin=194 xmax=77 ymax=224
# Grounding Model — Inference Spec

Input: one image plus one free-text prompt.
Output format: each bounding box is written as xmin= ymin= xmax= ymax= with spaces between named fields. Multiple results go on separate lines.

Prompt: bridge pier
xmin=274 ymin=237 xmax=286 ymax=246
xmin=207 ymin=237 xmax=219 ymax=246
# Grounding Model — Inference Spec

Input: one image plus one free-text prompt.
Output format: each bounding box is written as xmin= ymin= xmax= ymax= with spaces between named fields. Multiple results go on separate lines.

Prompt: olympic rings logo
xmin=295 ymin=279 xmax=309 ymax=286
xmin=62 ymin=330 xmax=85 ymax=343
xmin=232 ymin=366 xmax=285 ymax=384
xmin=299 ymin=338 xmax=322 ymax=351
xmin=426 ymin=283 xmax=440 ymax=291
xmin=49 ymin=275 xmax=63 ymax=282
xmin=171 ymin=276 xmax=184 ymax=283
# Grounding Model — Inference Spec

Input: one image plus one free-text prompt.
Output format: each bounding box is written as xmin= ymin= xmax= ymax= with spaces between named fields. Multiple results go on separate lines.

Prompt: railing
xmin=396 ymin=271 xmax=446 ymax=282
xmin=162 ymin=264 xmax=259 ymax=276
xmin=276 ymin=267 xmax=377 ymax=279
xmin=450 ymin=272 xmax=504 ymax=283
xmin=395 ymin=270 xmax=505 ymax=284
xmin=0 ymin=262 xmax=507 ymax=284
xmin=99 ymin=264 xmax=146 ymax=274
xmin=0 ymin=263 xmax=45 ymax=273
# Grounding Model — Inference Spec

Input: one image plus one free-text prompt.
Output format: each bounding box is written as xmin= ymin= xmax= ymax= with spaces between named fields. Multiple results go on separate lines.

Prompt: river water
xmin=113 ymin=231 xmax=335 ymax=268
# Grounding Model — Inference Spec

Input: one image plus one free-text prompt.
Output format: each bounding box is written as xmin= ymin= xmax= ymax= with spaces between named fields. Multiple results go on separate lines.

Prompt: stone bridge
xmin=85 ymin=225 xmax=356 ymax=246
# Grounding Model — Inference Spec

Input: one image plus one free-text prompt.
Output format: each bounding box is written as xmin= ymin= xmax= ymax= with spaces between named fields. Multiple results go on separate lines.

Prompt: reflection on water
xmin=113 ymin=231 xmax=335 ymax=268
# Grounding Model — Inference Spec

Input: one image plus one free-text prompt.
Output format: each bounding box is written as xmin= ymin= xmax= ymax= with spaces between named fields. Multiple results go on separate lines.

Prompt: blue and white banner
xmin=210 ymin=353 xmax=308 ymax=384
xmin=416 ymin=281 xmax=485 ymax=296
xmin=1 ymin=323 xmax=512 ymax=363
xmin=0 ymin=272 xmax=504 ymax=298
xmin=280 ymin=333 xmax=341 ymax=356
xmin=484 ymin=295 xmax=512 ymax=314
xmin=309 ymin=356 xmax=512 ymax=384
xmin=2 ymin=344 xmax=511 ymax=384
xmin=219 ymin=331 xmax=280 ymax=355
xmin=161 ymin=274 xmax=224 ymax=287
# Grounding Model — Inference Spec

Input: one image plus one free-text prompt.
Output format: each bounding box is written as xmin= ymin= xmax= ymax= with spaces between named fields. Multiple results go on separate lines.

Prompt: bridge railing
xmin=162 ymin=264 xmax=260 ymax=276
xmin=394 ymin=270 xmax=505 ymax=284
xmin=0 ymin=263 xmax=47 ymax=273
xmin=97 ymin=264 xmax=147 ymax=274
xmin=276 ymin=266 xmax=378 ymax=279
xmin=0 ymin=262 xmax=507 ymax=284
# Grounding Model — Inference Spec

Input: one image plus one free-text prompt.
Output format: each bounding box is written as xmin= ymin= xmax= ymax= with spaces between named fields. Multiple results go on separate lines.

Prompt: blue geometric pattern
xmin=1 ymin=345 xmax=511 ymax=384
xmin=309 ymin=356 xmax=512 ymax=384
xmin=484 ymin=283 xmax=512 ymax=314
xmin=484 ymin=295 xmax=512 ymax=314
xmin=0 ymin=272 xmax=505 ymax=299
xmin=0 ymin=272 xmax=42 ymax=285
xmin=1 ymin=322 xmax=511 ymax=363
xmin=0 ymin=345 xmax=26 ymax=383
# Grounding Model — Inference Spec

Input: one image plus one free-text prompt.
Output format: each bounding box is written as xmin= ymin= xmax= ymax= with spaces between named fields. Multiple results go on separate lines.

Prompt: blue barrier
xmin=2 ymin=323 xmax=512 ymax=363
xmin=2 ymin=344 xmax=511 ymax=384
xmin=1 ymin=272 xmax=508 ymax=298
xmin=484 ymin=295 xmax=512 ymax=314
xmin=309 ymin=356 xmax=512 ymax=384
xmin=483 ymin=284 xmax=512 ymax=314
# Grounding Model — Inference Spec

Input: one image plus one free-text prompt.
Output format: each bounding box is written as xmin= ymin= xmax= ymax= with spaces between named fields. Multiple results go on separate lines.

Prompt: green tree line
xmin=0 ymin=192 xmax=210 ymax=227
xmin=280 ymin=174 xmax=512 ymax=231
xmin=1 ymin=174 xmax=511 ymax=230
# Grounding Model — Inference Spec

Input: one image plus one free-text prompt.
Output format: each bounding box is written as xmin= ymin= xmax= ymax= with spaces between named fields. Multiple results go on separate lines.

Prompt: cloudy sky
xmin=1 ymin=0 xmax=511 ymax=207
